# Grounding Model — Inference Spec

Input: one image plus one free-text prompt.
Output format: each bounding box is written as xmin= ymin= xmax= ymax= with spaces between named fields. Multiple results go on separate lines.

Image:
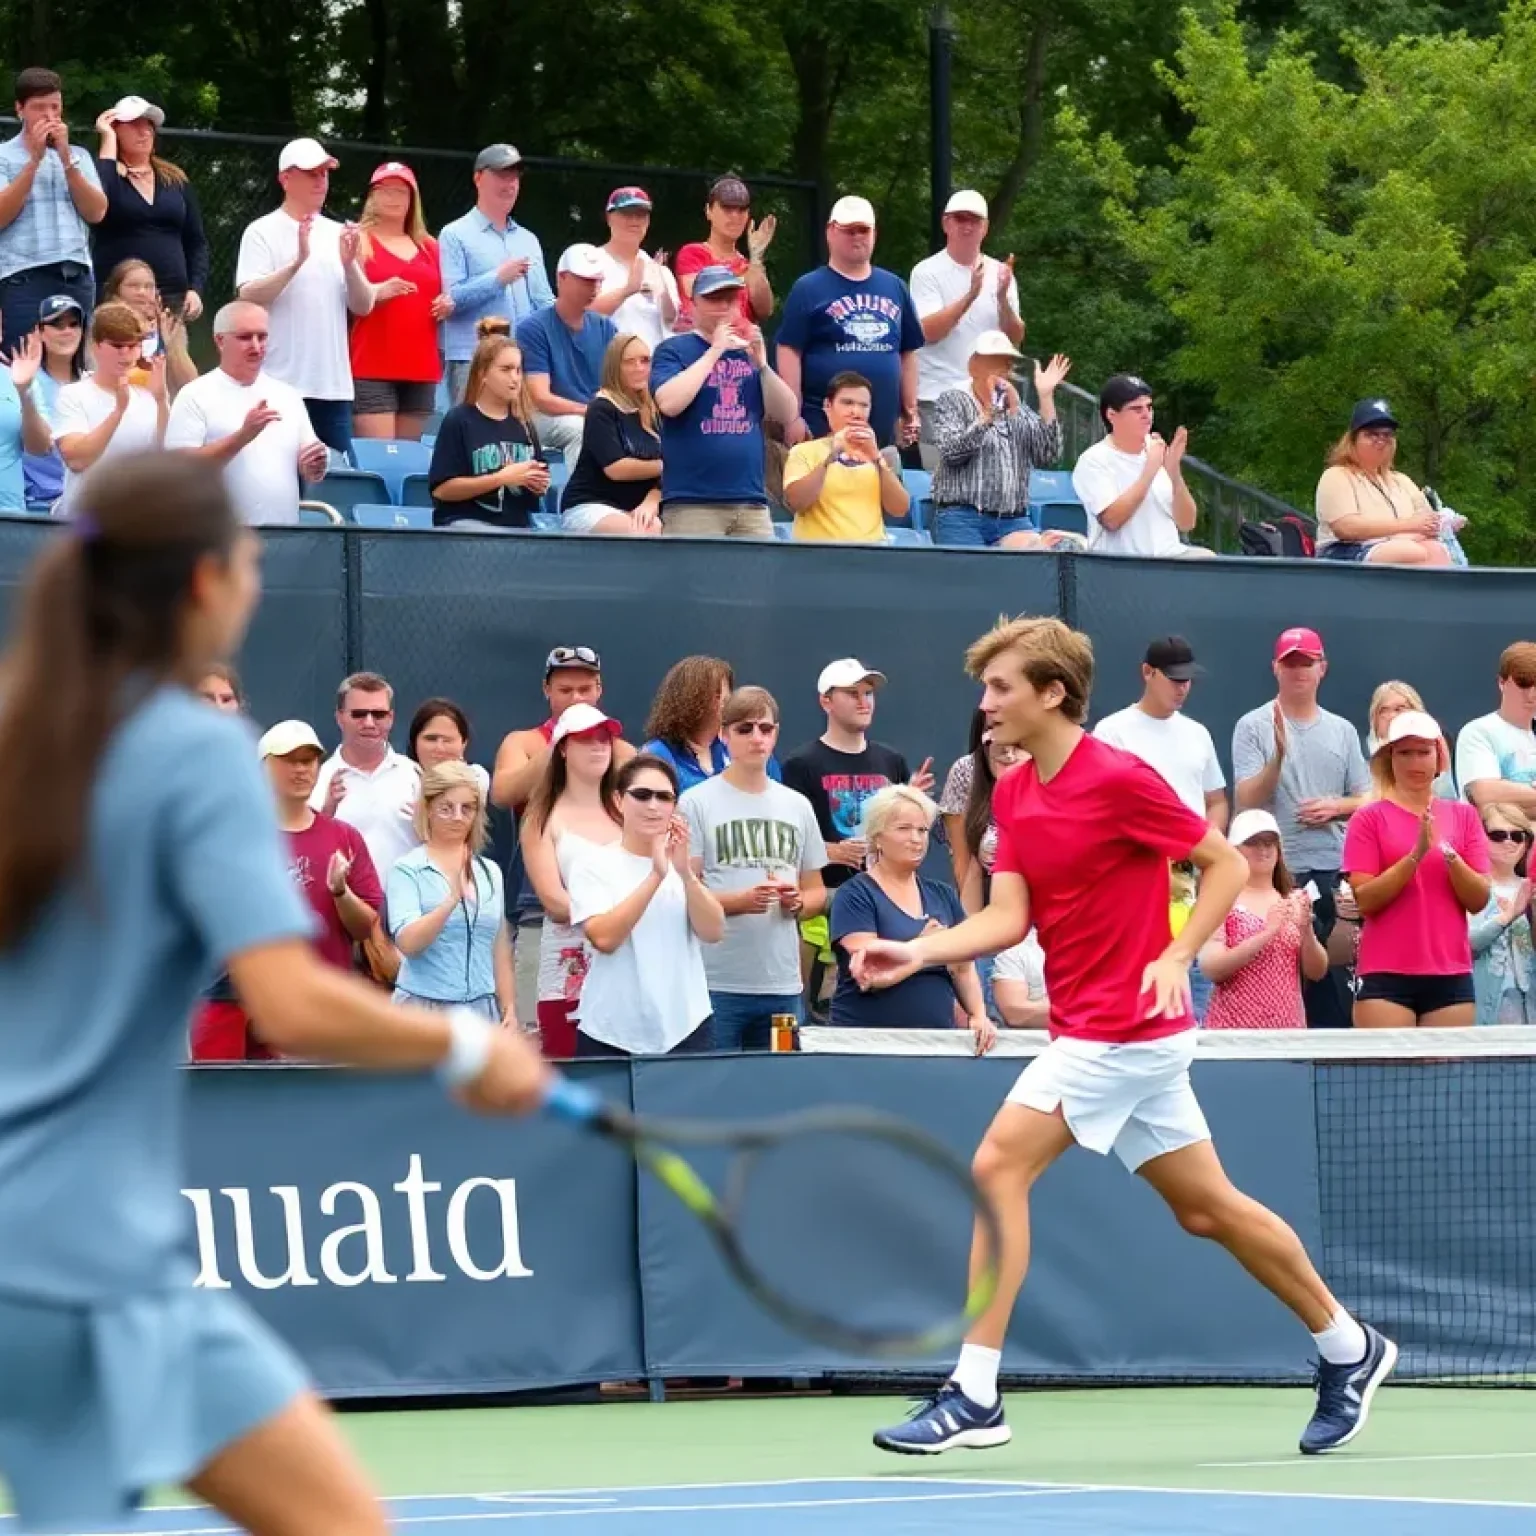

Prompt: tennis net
xmin=802 ymin=1026 xmax=1536 ymax=1387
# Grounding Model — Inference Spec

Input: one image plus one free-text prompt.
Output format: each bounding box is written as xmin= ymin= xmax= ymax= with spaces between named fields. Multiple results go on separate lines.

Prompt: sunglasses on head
xmin=547 ymin=645 xmax=599 ymax=668
xmin=625 ymin=786 xmax=676 ymax=805
xmin=729 ymin=721 xmax=776 ymax=736
xmin=1487 ymin=829 xmax=1532 ymax=844
xmin=348 ymin=708 xmax=391 ymax=721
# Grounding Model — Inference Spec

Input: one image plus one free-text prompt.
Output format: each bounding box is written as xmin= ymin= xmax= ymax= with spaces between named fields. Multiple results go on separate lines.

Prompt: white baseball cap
xmin=817 ymin=658 xmax=887 ymax=695
xmin=829 ymin=195 xmax=876 ymax=227
xmin=258 ymin=720 xmax=325 ymax=759
xmin=109 ymin=95 xmax=165 ymax=128
xmin=278 ymin=137 xmax=338 ymax=173
xmin=944 ymin=189 xmax=988 ymax=218
xmin=556 ymin=243 xmax=606 ymax=280
xmin=1228 ymin=809 xmax=1282 ymax=846
xmin=1380 ymin=709 xmax=1443 ymax=749
xmin=970 ymin=328 xmax=1022 ymax=360
xmin=550 ymin=703 xmax=622 ymax=747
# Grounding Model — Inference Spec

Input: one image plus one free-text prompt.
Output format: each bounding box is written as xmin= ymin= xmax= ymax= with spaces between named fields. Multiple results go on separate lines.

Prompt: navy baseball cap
xmin=1350 ymin=397 xmax=1398 ymax=433
xmin=38 ymin=294 xmax=83 ymax=324
xmin=1099 ymin=373 xmax=1154 ymax=418
xmin=692 ymin=264 xmax=746 ymax=298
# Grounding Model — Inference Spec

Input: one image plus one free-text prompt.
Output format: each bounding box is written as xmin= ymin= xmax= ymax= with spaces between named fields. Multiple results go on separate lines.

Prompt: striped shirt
xmin=930 ymin=386 xmax=1062 ymax=516
xmin=0 ymin=133 xmax=101 ymax=279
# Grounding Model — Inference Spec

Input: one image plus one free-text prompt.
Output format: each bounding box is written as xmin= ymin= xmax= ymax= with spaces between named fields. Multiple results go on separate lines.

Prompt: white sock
xmin=951 ymin=1343 xmax=1002 ymax=1408
xmin=1312 ymin=1310 xmax=1368 ymax=1366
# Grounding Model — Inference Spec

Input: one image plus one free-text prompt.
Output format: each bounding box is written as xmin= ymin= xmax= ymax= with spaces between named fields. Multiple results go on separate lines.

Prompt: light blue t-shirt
xmin=0 ymin=369 xmax=25 ymax=510
xmin=1455 ymin=711 xmax=1536 ymax=800
xmin=514 ymin=306 xmax=615 ymax=408
xmin=388 ymin=845 xmax=504 ymax=1004
xmin=0 ymin=688 xmax=313 ymax=1302
xmin=23 ymin=369 xmax=64 ymax=506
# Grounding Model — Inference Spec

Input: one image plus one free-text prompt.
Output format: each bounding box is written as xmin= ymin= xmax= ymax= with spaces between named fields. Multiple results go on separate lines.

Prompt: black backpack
xmin=1239 ymin=514 xmax=1316 ymax=559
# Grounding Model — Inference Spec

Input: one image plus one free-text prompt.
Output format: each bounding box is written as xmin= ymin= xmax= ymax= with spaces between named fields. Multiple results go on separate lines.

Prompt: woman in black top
xmin=427 ymin=317 xmax=552 ymax=530
xmin=560 ymin=332 xmax=662 ymax=536
xmin=93 ymin=97 xmax=210 ymax=319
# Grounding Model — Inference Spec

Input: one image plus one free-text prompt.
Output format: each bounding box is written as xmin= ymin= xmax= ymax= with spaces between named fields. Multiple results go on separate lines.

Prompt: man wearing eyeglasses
xmin=166 ymin=300 xmax=328 ymax=525
xmin=310 ymin=672 xmax=423 ymax=881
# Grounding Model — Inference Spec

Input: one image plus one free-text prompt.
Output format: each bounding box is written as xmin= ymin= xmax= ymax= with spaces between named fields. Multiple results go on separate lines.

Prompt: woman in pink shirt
xmin=1200 ymin=810 xmax=1328 ymax=1029
xmin=1341 ymin=710 xmax=1490 ymax=1026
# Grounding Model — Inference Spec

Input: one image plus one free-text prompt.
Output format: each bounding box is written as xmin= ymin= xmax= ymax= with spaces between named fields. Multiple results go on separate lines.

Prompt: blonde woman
xmin=1469 ymin=803 xmax=1536 ymax=1026
xmin=1365 ymin=680 xmax=1455 ymax=798
xmin=829 ymin=783 xmax=994 ymax=1049
xmin=560 ymin=332 xmax=663 ymax=535
xmin=386 ymin=762 xmax=514 ymax=1025
xmin=1314 ymin=400 xmax=1450 ymax=566
xmin=426 ymin=319 xmax=550 ymax=528
xmin=349 ymin=161 xmax=452 ymax=441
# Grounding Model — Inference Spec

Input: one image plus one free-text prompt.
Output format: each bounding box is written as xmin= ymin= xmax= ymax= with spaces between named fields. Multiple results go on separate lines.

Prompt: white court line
xmin=1201 ymin=1451 xmax=1536 ymax=1470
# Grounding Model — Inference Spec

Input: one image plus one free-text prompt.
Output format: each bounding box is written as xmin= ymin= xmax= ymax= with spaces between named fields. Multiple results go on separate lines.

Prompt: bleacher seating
xmin=544 ymin=459 xmax=570 ymax=519
xmin=401 ymin=473 xmax=433 ymax=508
xmin=350 ymin=440 xmax=432 ymax=504
xmin=301 ymin=468 xmax=389 ymax=520
xmin=352 ymin=504 xmax=433 ymax=531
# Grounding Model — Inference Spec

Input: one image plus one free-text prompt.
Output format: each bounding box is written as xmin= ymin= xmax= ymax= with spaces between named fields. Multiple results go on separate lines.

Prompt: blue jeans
xmin=304 ymin=397 xmax=354 ymax=457
xmin=708 ymin=992 xmax=802 ymax=1053
xmin=933 ymin=504 xmax=1037 ymax=548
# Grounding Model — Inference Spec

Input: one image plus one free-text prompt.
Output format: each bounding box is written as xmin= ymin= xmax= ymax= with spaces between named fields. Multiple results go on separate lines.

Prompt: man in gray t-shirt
xmin=1231 ymin=626 xmax=1369 ymax=1027
xmin=684 ymin=687 xmax=828 ymax=1050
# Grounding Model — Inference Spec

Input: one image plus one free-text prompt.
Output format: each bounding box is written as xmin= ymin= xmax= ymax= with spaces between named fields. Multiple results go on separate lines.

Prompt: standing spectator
xmin=0 ymin=68 xmax=105 ymax=348
xmin=1343 ymin=711 xmax=1490 ymax=1027
xmin=195 ymin=662 xmax=242 ymax=712
xmin=592 ymin=187 xmax=678 ymax=348
xmin=348 ymin=161 xmax=449 ymax=442
xmin=438 ymin=143 xmax=552 ymax=402
xmin=1072 ymin=374 xmax=1209 ymax=558
xmin=235 ymin=137 xmax=379 ymax=456
xmin=100 ymin=257 xmax=195 ymax=396
xmin=311 ymin=671 xmax=423 ymax=881
xmin=930 ymin=336 xmax=1071 ymax=549
xmin=90 ymin=95 xmax=207 ymax=318
xmin=260 ymin=719 xmax=385 ymax=979
xmin=938 ymin=710 xmax=1023 ymax=916
xmin=828 ymin=784 xmax=993 ymax=1045
xmin=560 ymin=331 xmax=662 ymax=535
xmin=781 ymin=370 xmax=910 ymax=542
xmin=1469 ymin=803 xmax=1536 ymax=1027
xmin=675 ymin=174 xmax=775 ymax=329
xmin=910 ymin=190 xmax=1023 ymax=470
xmin=0 ymin=322 xmax=48 ymax=511
xmin=427 ymin=320 xmax=549 ymax=529
xmin=1314 ymin=399 xmax=1450 ymax=566
xmin=1365 ymin=680 xmax=1454 ymax=800
xmin=567 ymin=754 xmax=725 ymax=1055
xmin=22 ymin=293 xmax=84 ymax=508
xmin=52 ymin=301 xmax=165 ymax=517
xmin=407 ymin=697 xmax=489 ymax=799
xmin=651 ymin=264 xmax=797 ymax=538
xmin=1232 ymin=626 xmax=1370 ymax=1028
xmin=520 ymin=704 xmax=624 ymax=1058
xmin=1093 ymin=636 xmax=1228 ymax=828
xmin=683 ymin=687 xmax=828 ymax=1049
xmin=166 ymin=300 xmax=328 ymax=526
xmin=1199 ymin=810 xmax=1328 ymax=1030
xmin=514 ymin=243 xmax=615 ymax=459
xmin=641 ymin=654 xmax=758 ymax=791
xmin=1455 ymin=641 xmax=1536 ymax=812
xmin=388 ymin=762 xmax=514 ymax=1025
xmin=776 ymin=196 xmax=923 ymax=450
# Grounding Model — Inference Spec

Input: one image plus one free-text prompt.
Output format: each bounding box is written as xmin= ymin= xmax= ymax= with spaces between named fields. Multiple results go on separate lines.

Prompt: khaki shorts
xmin=662 ymin=502 xmax=775 ymax=539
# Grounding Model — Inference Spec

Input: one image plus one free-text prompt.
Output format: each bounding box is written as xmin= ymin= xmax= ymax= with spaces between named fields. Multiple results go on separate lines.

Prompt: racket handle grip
xmin=542 ymin=1074 xmax=603 ymax=1125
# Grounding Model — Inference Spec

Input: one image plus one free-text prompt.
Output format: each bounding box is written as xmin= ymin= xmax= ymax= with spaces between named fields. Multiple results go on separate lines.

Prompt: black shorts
xmin=352 ymin=378 xmax=437 ymax=415
xmin=1354 ymin=971 xmax=1475 ymax=1014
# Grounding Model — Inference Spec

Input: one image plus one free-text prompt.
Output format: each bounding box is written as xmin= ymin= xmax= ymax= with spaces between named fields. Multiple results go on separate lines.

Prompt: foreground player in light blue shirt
xmin=0 ymin=451 xmax=549 ymax=1534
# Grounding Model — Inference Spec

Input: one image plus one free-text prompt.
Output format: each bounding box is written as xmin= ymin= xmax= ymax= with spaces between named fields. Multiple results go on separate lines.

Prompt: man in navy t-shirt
xmin=776 ymin=195 xmax=925 ymax=449
xmin=650 ymin=264 xmax=798 ymax=539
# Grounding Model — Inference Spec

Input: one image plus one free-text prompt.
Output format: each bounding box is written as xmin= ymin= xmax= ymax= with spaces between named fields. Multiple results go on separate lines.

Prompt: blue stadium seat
xmin=352 ymin=504 xmax=433 ymax=530
xmin=301 ymin=469 xmax=387 ymax=520
xmin=1029 ymin=468 xmax=1077 ymax=503
xmin=912 ymin=497 xmax=933 ymax=533
xmin=544 ymin=458 xmax=570 ymax=518
xmin=420 ymin=434 xmax=435 ymax=449
xmin=772 ymin=522 xmax=794 ymax=542
xmin=885 ymin=526 xmax=933 ymax=547
xmin=530 ymin=511 xmax=561 ymax=532
xmin=1036 ymin=501 xmax=1089 ymax=537
xmin=401 ymin=473 xmax=433 ymax=508
xmin=902 ymin=467 xmax=932 ymax=506
xmin=351 ymin=439 xmax=432 ymax=503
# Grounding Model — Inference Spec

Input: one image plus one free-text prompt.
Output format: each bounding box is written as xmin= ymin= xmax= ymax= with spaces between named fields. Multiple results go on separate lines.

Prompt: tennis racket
xmin=543 ymin=1076 xmax=1000 ymax=1358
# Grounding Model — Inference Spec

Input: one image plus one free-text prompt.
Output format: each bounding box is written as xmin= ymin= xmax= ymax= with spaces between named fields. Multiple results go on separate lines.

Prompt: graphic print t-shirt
xmin=782 ymin=739 xmax=909 ymax=890
xmin=650 ymin=333 xmax=765 ymax=505
xmin=285 ymin=814 xmax=383 ymax=971
xmin=775 ymin=266 xmax=924 ymax=444
xmin=427 ymin=403 xmax=545 ymax=528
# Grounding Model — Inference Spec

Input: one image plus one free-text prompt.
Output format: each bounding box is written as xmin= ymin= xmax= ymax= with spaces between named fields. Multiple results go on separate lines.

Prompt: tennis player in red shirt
xmin=858 ymin=617 xmax=1395 ymax=1458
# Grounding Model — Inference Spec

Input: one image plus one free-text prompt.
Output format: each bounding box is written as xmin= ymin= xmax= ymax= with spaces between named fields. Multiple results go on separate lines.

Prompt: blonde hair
xmin=1481 ymin=802 xmax=1532 ymax=837
xmin=597 ymin=332 xmax=660 ymax=438
xmin=463 ymin=332 xmax=533 ymax=429
xmin=861 ymin=783 xmax=937 ymax=850
xmin=1326 ymin=431 xmax=1397 ymax=473
xmin=357 ymin=176 xmax=429 ymax=259
xmin=964 ymin=616 xmax=1093 ymax=725
xmin=1367 ymin=680 xmax=1425 ymax=748
xmin=1369 ymin=722 xmax=1450 ymax=798
xmin=413 ymin=760 xmax=489 ymax=851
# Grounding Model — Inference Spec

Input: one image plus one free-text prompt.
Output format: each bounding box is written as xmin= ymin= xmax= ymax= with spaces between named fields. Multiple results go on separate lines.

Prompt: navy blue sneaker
xmin=1299 ymin=1325 xmax=1398 ymax=1455
xmin=873 ymin=1380 xmax=1011 ymax=1455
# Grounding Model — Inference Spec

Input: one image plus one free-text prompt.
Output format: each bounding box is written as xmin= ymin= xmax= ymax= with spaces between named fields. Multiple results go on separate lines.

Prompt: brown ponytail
xmin=0 ymin=452 xmax=239 ymax=947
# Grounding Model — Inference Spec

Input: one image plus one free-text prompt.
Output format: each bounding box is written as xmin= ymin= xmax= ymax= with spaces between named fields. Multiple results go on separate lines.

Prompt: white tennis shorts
xmin=1005 ymin=1031 xmax=1210 ymax=1172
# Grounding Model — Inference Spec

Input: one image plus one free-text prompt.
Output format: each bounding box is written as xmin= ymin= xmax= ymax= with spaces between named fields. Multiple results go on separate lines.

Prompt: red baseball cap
xmin=370 ymin=161 xmax=418 ymax=190
xmin=1274 ymin=626 xmax=1325 ymax=661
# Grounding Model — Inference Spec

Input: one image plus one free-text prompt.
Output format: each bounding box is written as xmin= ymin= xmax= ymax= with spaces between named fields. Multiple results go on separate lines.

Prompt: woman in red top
xmin=675 ymin=175 xmax=776 ymax=330
xmin=349 ymin=161 xmax=452 ymax=441
xmin=1200 ymin=809 xmax=1327 ymax=1029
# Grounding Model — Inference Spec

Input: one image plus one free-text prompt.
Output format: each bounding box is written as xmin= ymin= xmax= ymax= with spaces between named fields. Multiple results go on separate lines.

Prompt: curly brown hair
xmin=644 ymin=655 xmax=735 ymax=747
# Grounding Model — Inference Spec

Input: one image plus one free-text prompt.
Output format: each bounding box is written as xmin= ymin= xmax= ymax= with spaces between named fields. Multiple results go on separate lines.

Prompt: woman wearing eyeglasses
xmin=1469 ymin=803 xmax=1536 ymax=1026
xmin=565 ymin=754 xmax=724 ymax=1055
xmin=387 ymin=762 xmax=514 ymax=1026
xmin=1314 ymin=400 xmax=1451 ymax=566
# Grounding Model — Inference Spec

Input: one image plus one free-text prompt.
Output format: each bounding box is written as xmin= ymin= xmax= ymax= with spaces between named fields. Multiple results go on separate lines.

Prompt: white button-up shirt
xmin=310 ymin=747 xmax=422 ymax=882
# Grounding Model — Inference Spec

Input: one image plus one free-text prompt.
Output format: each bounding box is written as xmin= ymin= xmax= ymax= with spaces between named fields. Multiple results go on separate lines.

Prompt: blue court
xmin=7 ymin=1477 xmax=1534 ymax=1534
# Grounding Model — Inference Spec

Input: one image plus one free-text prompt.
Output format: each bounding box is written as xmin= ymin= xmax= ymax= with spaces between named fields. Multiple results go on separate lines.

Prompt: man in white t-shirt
xmin=235 ymin=137 xmax=382 ymax=458
xmin=909 ymin=190 xmax=1023 ymax=470
xmin=1093 ymin=636 xmax=1228 ymax=827
xmin=591 ymin=185 xmax=679 ymax=349
xmin=1456 ymin=640 xmax=1536 ymax=810
xmin=309 ymin=670 xmax=423 ymax=881
xmin=1071 ymin=373 xmax=1210 ymax=558
xmin=166 ymin=301 xmax=328 ymax=525
xmin=991 ymin=929 xmax=1048 ymax=1028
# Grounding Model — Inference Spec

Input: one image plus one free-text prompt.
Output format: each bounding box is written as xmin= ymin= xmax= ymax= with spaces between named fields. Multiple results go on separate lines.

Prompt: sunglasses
xmin=547 ymin=645 xmax=599 ymax=668
xmin=42 ymin=316 xmax=81 ymax=330
xmin=1487 ymin=829 xmax=1532 ymax=844
xmin=729 ymin=721 xmax=777 ymax=736
xmin=625 ymin=786 xmax=676 ymax=805
xmin=348 ymin=708 xmax=391 ymax=721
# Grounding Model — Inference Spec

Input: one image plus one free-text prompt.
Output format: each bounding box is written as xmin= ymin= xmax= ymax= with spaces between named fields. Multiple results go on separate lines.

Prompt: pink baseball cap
xmin=370 ymin=161 xmax=418 ymax=190
xmin=1274 ymin=626 xmax=1324 ymax=661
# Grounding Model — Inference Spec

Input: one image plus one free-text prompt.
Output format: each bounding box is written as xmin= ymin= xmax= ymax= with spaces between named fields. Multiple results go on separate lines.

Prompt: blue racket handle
xmin=542 ymin=1075 xmax=604 ymax=1125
